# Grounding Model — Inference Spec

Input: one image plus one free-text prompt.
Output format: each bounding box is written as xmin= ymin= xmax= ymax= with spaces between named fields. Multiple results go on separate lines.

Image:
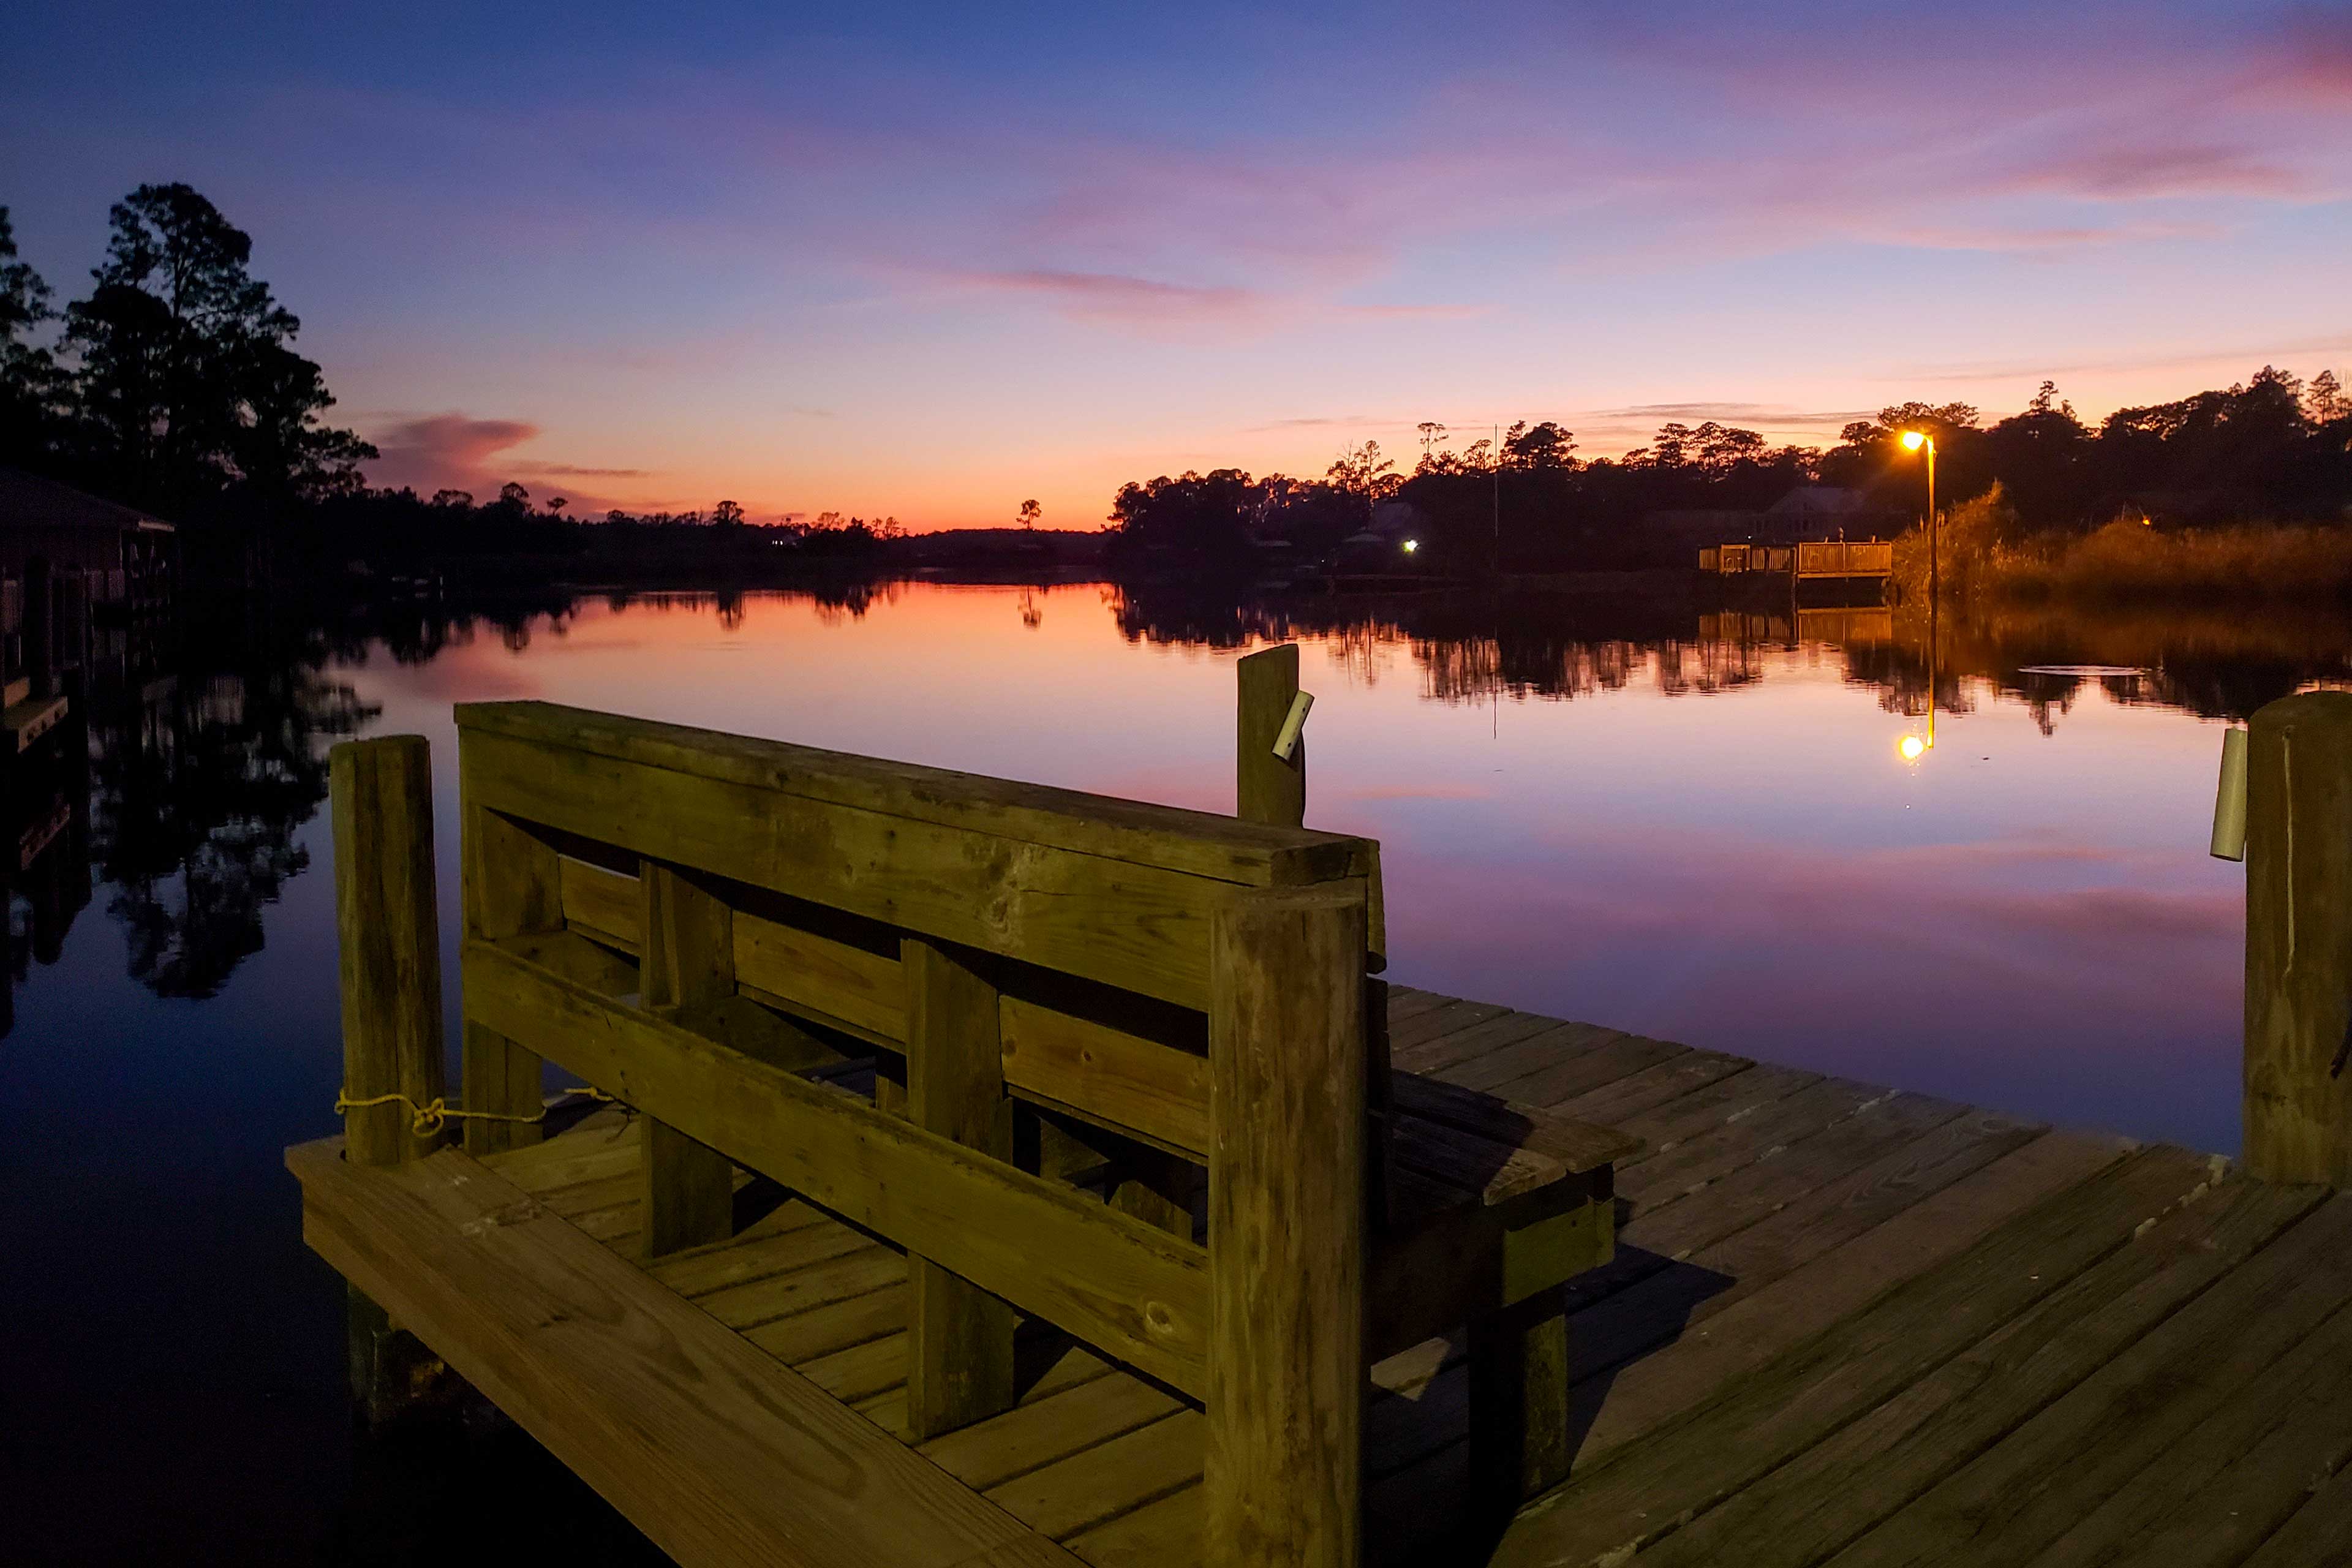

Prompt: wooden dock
xmin=293 ymin=676 xmax=2352 ymax=1568
xmin=331 ymin=986 xmax=2345 ymax=1568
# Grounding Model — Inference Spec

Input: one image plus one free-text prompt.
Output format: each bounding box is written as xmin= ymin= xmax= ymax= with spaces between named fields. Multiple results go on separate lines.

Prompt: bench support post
xmin=640 ymin=861 xmax=739 ymax=1255
xmin=1468 ymin=1287 xmax=1573 ymax=1510
xmin=458 ymin=782 xmax=559 ymax=1155
xmin=904 ymin=935 xmax=1021 ymax=1439
xmin=1111 ymin=1144 xmax=1201 ymax=1238
xmin=1208 ymin=884 xmax=1366 ymax=1568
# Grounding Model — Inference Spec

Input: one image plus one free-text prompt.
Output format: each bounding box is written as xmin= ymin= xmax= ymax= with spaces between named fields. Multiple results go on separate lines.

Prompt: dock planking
xmin=401 ymin=982 xmax=2348 ymax=1568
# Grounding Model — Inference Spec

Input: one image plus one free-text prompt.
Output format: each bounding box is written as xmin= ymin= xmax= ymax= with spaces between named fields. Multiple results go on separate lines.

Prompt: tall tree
xmin=0 ymin=206 xmax=63 ymax=464
xmin=1501 ymin=420 xmax=1577 ymax=471
xmin=1325 ymin=439 xmax=1400 ymax=500
xmin=62 ymin=183 xmax=372 ymax=508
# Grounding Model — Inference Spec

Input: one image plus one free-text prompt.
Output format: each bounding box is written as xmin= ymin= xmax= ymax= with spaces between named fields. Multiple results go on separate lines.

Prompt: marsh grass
xmin=1893 ymin=486 xmax=2352 ymax=605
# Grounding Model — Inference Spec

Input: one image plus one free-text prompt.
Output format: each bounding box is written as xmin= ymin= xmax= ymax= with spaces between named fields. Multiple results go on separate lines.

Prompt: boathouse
xmin=0 ymin=467 xmax=176 ymax=747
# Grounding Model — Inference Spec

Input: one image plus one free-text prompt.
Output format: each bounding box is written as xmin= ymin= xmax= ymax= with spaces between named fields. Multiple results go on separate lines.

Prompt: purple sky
xmin=5 ymin=1 xmax=2348 ymax=526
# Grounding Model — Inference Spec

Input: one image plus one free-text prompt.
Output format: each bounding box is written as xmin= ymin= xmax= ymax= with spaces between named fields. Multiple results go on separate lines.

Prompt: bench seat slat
xmin=288 ymin=1137 xmax=1082 ymax=1568
xmin=1390 ymin=1069 xmax=1640 ymax=1175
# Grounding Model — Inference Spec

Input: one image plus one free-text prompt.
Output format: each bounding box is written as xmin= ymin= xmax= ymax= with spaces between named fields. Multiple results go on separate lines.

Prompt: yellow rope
xmin=334 ymin=1086 xmax=620 ymax=1139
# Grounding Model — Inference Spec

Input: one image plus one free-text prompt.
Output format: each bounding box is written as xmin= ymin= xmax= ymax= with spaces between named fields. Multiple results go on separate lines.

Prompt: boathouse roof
xmin=0 ymin=467 xmax=176 ymax=535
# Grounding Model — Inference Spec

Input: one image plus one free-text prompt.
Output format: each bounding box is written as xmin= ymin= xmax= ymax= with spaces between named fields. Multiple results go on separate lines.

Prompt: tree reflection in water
xmin=1110 ymin=579 xmax=2352 ymax=723
xmin=28 ymin=577 xmax=2352 ymax=1021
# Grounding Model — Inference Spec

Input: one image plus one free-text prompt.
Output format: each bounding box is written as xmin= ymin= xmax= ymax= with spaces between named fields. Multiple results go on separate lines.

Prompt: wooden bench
xmin=296 ymin=695 xmax=1631 ymax=1567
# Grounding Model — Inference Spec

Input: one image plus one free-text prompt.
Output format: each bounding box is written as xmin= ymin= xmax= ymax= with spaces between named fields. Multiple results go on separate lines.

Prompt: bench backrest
xmin=451 ymin=699 xmax=1378 ymax=1556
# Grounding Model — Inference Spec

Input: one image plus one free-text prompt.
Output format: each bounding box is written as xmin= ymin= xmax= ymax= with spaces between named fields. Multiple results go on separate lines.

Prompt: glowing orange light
xmin=1901 ymin=431 xmax=1927 ymax=451
xmin=1899 ymin=734 xmax=1926 ymax=761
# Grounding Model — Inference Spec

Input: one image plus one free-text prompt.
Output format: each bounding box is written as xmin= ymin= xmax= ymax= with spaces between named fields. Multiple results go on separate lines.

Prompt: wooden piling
xmin=903 ymin=935 xmax=1021 ymax=1440
xmin=331 ymin=735 xmax=446 ymax=1167
xmin=2244 ymin=692 xmax=2352 ymax=1185
xmin=1207 ymin=883 xmax=1366 ymax=1568
xmin=639 ymin=861 xmax=739 ymax=1256
xmin=1238 ymin=643 xmax=1306 ymax=829
xmin=331 ymin=734 xmax=463 ymax=1425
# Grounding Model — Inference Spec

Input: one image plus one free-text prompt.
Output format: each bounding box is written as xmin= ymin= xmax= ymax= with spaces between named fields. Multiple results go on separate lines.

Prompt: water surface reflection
xmin=1 ymin=578 xmax=2331 ymax=1561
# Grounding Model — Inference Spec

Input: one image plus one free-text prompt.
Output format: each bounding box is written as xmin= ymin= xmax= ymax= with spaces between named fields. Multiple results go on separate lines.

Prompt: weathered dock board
xmin=331 ymin=975 xmax=2344 ymax=1568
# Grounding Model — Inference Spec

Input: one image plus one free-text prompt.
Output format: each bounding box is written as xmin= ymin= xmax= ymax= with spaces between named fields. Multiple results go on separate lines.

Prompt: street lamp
xmin=1901 ymin=430 xmax=1936 ymax=606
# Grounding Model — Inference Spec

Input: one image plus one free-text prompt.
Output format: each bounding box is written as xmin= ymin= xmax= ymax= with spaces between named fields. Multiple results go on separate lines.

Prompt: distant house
xmin=1768 ymin=485 xmax=1872 ymax=519
xmin=1330 ymin=499 xmax=1428 ymax=573
xmin=0 ymin=468 xmax=177 ymax=740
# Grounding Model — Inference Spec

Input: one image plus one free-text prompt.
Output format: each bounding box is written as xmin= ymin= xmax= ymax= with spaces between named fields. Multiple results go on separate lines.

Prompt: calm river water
xmin=6 ymin=577 xmax=2342 ymax=1562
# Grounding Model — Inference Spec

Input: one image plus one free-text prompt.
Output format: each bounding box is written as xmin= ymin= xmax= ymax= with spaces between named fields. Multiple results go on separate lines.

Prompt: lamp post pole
xmin=1926 ymin=437 xmax=1937 ymax=609
xmin=1899 ymin=429 xmax=1940 ymax=755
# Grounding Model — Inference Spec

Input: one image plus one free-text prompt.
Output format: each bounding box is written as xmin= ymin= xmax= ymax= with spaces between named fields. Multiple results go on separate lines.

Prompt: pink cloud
xmin=944 ymin=267 xmax=1273 ymax=325
xmin=2271 ymin=6 xmax=2352 ymax=102
xmin=932 ymin=265 xmax=1482 ymax=334
xmin=366 ymin=413 xmax=539 ymax=497
xmin=2011 ymin=143 xmax=2312 ymax=201
xmin=1859 ymin=219 xmax=2225 ymax=255
xmin=364 ymin=412 xmax=660 ymax=510
xmin=1898 ymin=331 xmax=2352 ymax=386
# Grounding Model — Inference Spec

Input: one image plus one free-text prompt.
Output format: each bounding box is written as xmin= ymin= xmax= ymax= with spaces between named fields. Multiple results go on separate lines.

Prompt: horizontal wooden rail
xmin=1000 ymin=997 xmax=1212 ymax=1158
xmin=461 ymin=934 xmax=1212 ymax=1395
xmin=555 ymin=853 xmax=1630 ymax=1199
xmin=467 ymin=728 xmax=1297 ymax=1009
xmin=557 ymin=851 xmax=1209 ymax=1152
xmin=460 ymin=700 xmax=1367 ymax=886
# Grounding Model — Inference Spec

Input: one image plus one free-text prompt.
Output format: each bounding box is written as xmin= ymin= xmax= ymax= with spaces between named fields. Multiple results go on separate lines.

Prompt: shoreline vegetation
xmin=4 ymin=184 xmax=2350 ymax=606
xmin=1891 ymin=489 xmax=2352 ymax=605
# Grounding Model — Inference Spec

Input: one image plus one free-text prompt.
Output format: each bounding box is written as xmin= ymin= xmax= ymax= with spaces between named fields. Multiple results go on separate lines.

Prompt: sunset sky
xmin=6 ymin=1 xmax=2349 ymax=528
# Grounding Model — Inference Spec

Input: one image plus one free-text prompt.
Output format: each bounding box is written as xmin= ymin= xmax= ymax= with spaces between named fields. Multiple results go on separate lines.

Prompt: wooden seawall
xmin=295 ymin=674 xmax=2352 ymax=1568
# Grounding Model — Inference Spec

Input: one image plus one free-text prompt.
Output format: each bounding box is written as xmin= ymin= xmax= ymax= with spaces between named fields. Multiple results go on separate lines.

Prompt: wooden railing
xmin=1795 ymin=540 xmax=1893 ymax=578
xmin=353 ymin=698 xmax=1386 ymax=1562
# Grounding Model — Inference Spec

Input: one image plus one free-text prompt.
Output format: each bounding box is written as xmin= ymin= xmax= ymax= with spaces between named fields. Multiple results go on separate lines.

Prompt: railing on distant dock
xmin=1699 ymin=540 xmax=1893 ymax=579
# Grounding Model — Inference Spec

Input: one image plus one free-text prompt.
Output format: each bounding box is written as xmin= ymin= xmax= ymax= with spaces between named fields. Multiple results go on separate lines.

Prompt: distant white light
xmin=1401 ymin=538 xmax=1419 ymax=554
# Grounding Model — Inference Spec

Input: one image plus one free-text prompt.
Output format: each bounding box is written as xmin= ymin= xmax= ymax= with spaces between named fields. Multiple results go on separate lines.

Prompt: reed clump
xmin=1894 ymin=487 xmax=2352 ymax=605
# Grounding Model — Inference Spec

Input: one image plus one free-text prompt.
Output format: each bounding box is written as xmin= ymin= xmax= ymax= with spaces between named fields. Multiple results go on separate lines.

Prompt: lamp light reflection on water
xmin=1899 ymin=733 xmax=1927 ymax=762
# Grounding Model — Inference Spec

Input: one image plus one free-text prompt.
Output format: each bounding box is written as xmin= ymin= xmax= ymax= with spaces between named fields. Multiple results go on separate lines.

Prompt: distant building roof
xmin=0 ymin=468 xmax=175 ymax=533
xmin=1768 ymin=485 xmax=1871 ymax=518
xmin=1364 ymin=500 xmax=1425 ymax=541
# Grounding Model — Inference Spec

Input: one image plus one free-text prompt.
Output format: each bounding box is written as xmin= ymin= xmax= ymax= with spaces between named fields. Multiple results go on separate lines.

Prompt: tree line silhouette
xmin=9 ymin=185 xmax=2350 ymax=587
xmin=1104 ymin=375 xmax=2352 ymax=577
xmin=0 ymin=186 xmax=903 ymax=576
xmin=1 ymin=187 xmax=374 ymax=519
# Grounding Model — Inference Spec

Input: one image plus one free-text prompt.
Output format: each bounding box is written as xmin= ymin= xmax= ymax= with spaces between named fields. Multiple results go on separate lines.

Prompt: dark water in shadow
xmin=4 ymin=577 xmax=2340 ymax=1561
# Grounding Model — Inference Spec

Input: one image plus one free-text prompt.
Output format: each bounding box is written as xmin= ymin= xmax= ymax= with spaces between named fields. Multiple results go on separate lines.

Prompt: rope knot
xmin=333 ymin=1086 xmax=622 ymax=1139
